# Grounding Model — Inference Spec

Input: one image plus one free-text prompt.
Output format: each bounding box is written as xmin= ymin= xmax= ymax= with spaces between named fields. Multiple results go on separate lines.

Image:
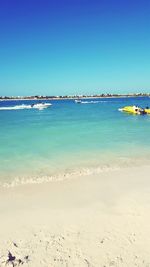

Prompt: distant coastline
xmin=0 ymin=93 xmax=150 ymax=101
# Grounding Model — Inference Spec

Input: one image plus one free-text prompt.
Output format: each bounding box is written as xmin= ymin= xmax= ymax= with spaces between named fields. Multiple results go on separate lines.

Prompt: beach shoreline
xmin=0 ymin=94 xmax=150 ymax=101
xmin=0 ymin=165 xmax=150 ymax=266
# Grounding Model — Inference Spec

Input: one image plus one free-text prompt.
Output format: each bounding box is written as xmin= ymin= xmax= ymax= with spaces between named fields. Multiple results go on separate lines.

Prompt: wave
xmin=0 ymin=165 xmax=119 ymax=188
xmin=0 ymin=104 xmax=32 ymax=110
xmin=81 ymin=100 xmax=108 ymax=104
xmin=1 ymin=154 xmax=150 ymax=188
xmin=0 ymin=103 xmax=52 ymax=111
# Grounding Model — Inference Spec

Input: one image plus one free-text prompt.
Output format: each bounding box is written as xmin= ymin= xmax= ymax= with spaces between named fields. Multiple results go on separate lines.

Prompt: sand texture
xmin=0 ymin=166 xmax=150 ymax=266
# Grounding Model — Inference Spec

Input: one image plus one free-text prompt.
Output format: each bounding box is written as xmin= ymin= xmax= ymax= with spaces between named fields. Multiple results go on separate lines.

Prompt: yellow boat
xmin=119 ymin=106 xmax=148 ymax=115
xmin=144 ymin=108 xmax=150 ymax=114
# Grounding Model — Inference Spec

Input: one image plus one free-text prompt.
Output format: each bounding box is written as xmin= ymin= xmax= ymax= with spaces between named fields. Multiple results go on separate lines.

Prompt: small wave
xmin=1 ymin=155 xmax=150 ymax=188
xmin=0 ymin=104 xmax=32 ymax=110
xmin=81 ymin=100 xmax=108 ymax=104
xmin=0 ymin=165 xmax=119 ymax=188
xmin=0 ymin=103 xmax=52 ymax=110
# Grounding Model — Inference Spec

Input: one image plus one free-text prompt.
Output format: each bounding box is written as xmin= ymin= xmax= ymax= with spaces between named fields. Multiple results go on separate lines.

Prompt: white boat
xmin=32 ymin=103 xmax=52 ymax=110
xmin=75 ymin=99 xmax=82 ymax=104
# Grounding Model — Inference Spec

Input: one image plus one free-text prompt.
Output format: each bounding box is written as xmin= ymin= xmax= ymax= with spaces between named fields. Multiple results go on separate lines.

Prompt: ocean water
xmin=0 ymin=97 xmax=150 ymax=186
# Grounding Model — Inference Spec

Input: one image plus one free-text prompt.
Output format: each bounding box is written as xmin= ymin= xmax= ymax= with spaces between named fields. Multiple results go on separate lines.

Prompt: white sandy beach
xmin=0 ymin=165 xmax=150 ymax=267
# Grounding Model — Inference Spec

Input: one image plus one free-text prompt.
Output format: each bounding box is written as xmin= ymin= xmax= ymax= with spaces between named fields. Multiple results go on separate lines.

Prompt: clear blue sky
xmin=0 ymin=0 xmax=150 ymax=96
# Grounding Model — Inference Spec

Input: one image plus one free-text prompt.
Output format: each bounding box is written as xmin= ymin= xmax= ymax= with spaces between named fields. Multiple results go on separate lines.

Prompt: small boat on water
xmin=119 ymin=105 xmax=150 ymax=115
xmin=75 ymin=99 xmax=82 ymax=104
xmin=31 ymin=103 xmax=52 ymax=110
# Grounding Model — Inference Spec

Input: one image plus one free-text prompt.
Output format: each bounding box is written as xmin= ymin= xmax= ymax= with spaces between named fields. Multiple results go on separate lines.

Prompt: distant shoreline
xmin=0 ymin=94 xmax=150 ymax=101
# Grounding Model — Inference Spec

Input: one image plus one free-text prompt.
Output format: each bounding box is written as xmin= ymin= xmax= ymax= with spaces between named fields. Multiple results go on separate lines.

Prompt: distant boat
xmin=31 ymin=103 xmax=52 ymax=110
xmin=75 ymin=99 xmax=82 ymax=104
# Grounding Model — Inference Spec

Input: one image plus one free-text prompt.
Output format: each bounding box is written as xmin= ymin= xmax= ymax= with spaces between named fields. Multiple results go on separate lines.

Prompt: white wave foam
xmin=0 ymin=165 xmax=119 ymax=188
xmin=81 ymin=100 xmax=108 ymax=104
xmin=0 ymin=104 xmax=32 ymax=110
xmin=1 ymin=155 xmax=150 ymax=188
xmin=0 ymin=103 xmax=52 ymax=111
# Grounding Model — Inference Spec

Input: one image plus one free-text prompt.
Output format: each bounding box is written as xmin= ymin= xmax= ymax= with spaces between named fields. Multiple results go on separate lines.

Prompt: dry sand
xmin=0 ymin=165 xmax=150 ymax=266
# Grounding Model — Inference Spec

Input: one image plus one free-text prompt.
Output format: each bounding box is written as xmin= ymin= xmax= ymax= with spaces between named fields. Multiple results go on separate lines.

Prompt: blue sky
xmin=0 ymin=0 xmax=150 ymax=96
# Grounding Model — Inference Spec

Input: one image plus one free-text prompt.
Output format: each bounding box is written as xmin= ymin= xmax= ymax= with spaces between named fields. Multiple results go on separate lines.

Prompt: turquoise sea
xmin=0 ymin=97 xmax=150 ymax=186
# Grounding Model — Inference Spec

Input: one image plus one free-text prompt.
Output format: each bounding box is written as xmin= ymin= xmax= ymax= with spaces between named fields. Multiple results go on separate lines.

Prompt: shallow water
xmin=0 ymin=97 xmax=150 ymax=186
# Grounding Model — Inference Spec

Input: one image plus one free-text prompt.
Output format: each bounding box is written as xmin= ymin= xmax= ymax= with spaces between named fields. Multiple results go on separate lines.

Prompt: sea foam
xmin=0 ymin=104 xmax=32 ymax=110
xmin=0 ymin=165 xmax=119 ymax=188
